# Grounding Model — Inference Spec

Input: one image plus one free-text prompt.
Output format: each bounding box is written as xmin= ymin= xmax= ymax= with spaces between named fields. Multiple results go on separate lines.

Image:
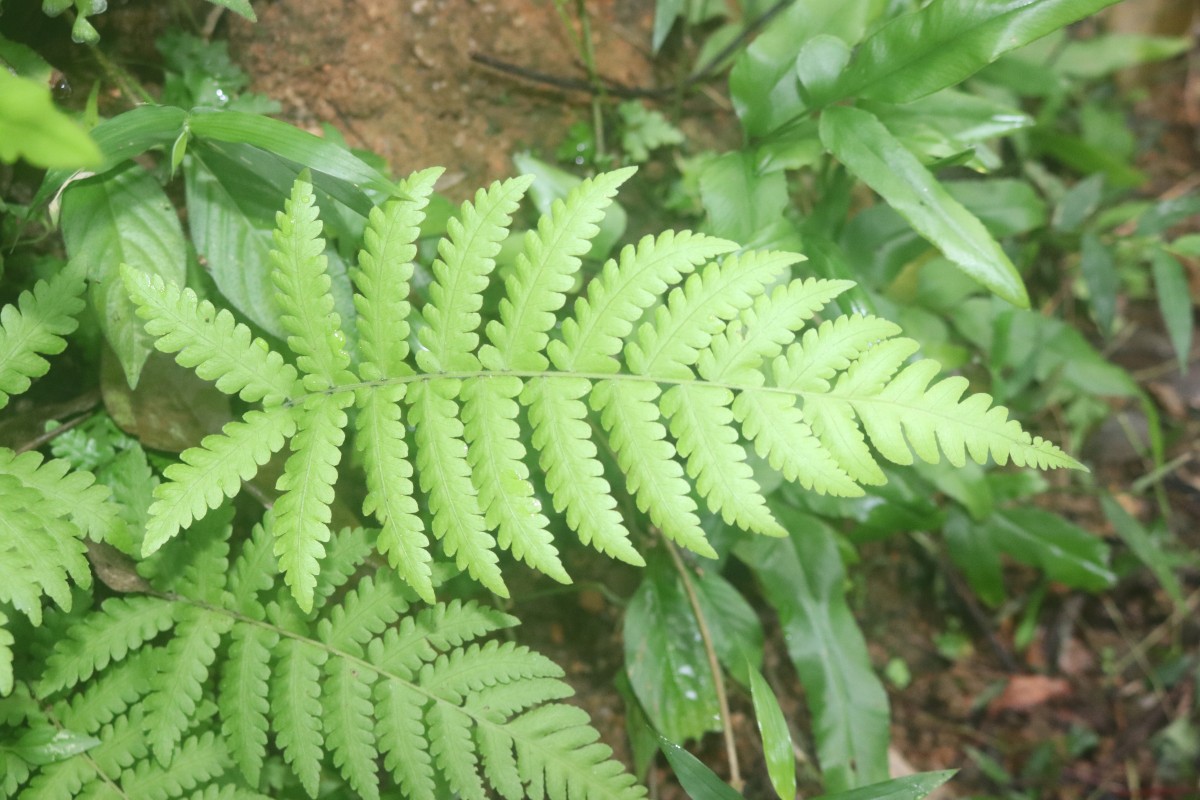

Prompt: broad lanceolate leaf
xmin=814 ymin=770 xmax=957 ymax=800
xmin=831 ymin=0 xmax=1122 ymax=105
xmin=60 ymin=164 xmax=187 ymax=386
xmin=0 ymin=262 xmax=86 ymax=409
xmin=624 ymin=553 xmax=721 ymax=744
xmin=737 ymin=511 xmax=890 ymax=792
xmin=820 ymin=106 xmax=1029 ymax=307
xmin=748 ymin=668 xmax=797 ymax=800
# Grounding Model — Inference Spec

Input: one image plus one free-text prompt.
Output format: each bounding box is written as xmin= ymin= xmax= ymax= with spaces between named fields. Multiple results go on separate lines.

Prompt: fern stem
xmin=663 ymin=540 xmax=742 ymax=792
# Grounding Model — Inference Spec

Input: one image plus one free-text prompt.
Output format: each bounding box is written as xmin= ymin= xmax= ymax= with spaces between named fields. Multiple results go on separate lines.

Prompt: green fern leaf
xmin=663 ymin=383 xmax=783 ymax=536
xmin=145 ymin=606 xmax=232 ymax=764
xmin=317 ymin=573 xmax=408 ymax=654
xmin=418 ymin=175 xmax=532 ymax=373
xmin=309 ymin=524 xmax=375 ymax=611
xmin=481 ymin=167 xmax=634 ymax=372
xmin=408 ymin=379 xmax=506 ymax=596
xmin=376 ymin=681 xmax=437 ymax=800
xmin=355 ymin=386 xmax=433 ymax=601
xmin=218 ymin=623 xmax=276 ymax=786
xmin=504 ymin=704 xmax=647 ymax=800
xmin=59 ymin=650 xmax=156 ymax=734
xmin=0 ymin=473 xmax=89 ymax=623
xmin=354 ymin=167 xmax=441 ymax=381
xmin=39 ymin=596 xmax=175 ymax=696
xmin=121 ymin=167 xmax=1085 ymax=612
xmin=270 ymin=174 xmax=353 ymax=390
xmin=462 ymin=376 xmax=567 ymax=582
xmin=271 ymin=637 xmax=327 ymax=797
xmin=144 ymin=406 xmax=297 ymax=555
xmin=525 ymin=377 xmax=641 ymax=565
xmin=0 ymin=447 xmax=122 ymax=545
xmin=0 ymin=261 xmax=86 ymax=409
xmin=323 ymin=657 xmax=380 ymax=800
xmin=114 ymin=730 xmax=231 ymax=800
xmin=272 ymin=392 xmax=352 ymax=612
xmin=549 ymin=231 xmax=738 ymax=374
xmin=121 ymin=266 xmax=299 ymax=404
xmin=420 ymin=641 xmax=563 ymax=704
xmin=429 ymin=702 xmax=487 ymax=800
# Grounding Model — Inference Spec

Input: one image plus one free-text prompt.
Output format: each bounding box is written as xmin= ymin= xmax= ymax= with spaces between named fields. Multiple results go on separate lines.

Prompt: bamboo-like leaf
xmin=820 ymin=106 xmax=1029 ymax=307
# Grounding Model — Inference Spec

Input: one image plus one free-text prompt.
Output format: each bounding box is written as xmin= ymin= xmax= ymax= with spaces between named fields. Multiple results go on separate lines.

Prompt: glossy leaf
xmin=986 ymin=508 xmax=1115 ymax=591
xmin=820 ymin=105 xmax=1028 ymax=307
xmin=656 ymin=734 xmax=745 ymax=800
xmin=748 ymin=667 xmax=796 ymax=800
xmin=60 ymin=164 xmax=187 ymax=387
xmin=831 ymin=0 xmax=1122 ymax=105
xmin=623 ymin=553 xmax=721 ymax=744
xmin=736 ymin=509 xmax=890 ymax=792
xmin=699 ymin=151 xmax=788 ymax=243
xmin=814 ymin=770 xmax=957 ymax=800
xmin=1100 ymin=494 xmax=1183 ymax=607
xmin=1151 ymin=249 xmax=1193 ymax=374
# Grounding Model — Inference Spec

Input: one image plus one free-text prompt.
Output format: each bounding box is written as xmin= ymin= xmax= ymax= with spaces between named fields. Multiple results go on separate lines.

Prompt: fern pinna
xmin=13 ymin=512 xmax=642 ymax=800
xmin=0 ymin=262 xmax=126 ymax=696
xmin=121 ymin=166 xmax=1081 ymax=612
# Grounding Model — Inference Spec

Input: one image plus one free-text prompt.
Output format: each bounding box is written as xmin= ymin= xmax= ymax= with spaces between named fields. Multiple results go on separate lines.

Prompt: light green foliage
xmin=0 ymin=72 xmax=101 ymax=168
xmin=18 ymin=519 xmax=646 ymax=800
xmin=0 ymin=262 xmax=125 ymax=694
xmin=123 ymin=169 xmax=1080 ymax=612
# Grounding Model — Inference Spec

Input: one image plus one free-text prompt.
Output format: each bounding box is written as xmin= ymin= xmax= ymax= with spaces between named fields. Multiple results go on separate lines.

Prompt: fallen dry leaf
xmin=988 ymin=674 xmax=1072 ymax=715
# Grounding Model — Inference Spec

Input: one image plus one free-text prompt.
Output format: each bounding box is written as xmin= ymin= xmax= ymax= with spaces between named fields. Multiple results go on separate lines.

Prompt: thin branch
xmin=663 ymin=539 xmax=743 ymax=792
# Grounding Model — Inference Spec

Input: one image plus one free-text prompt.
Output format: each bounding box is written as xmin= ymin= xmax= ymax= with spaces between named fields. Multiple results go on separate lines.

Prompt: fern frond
xmin=354 ymin=167 xmax=442 ymax=381
xmin=549 ymin=231 xmax=738 ymax=374
xmin=408 ymin=379 xmax=506 ymax=597
xmin=0 ymin=474 xmax=89 ymax=623
xmin=123 ymin=167 xmax=1084 ymax=610
xmin=145 ymin=606 xmax=232 ymax=764
xmin=121 ymin=267 xmax=299 ymax=405
xmin=270 ymin=175 xmax=353 ymax=390
xmin=525 ymin=377 xmax=641 ymax=565
xmin=144 ymin=406 xmax=297 ymax=555
xmin=272 ymin=392 xmax=352 ymax=612
xmin=271 ymin=637 xmax=327 ymax=797
xmin=418 ymin=175 xmax=533 ymax=373
xmin=218 ymin=623 xmax=276 ymax=785
xmin=481 ymin=167 xmax=634 ymax=372
xmin=0 ymin=447 xmax=121 ymax=544
xmin=31 ymin=534 xmax=646 ymax=800
xmin=0 ymin=261 xmax=86 ymax=409
xmin=39 ymin=596 xmax=175 ymax=696
xmin=593 ymin=380 xmax=712 ymax=557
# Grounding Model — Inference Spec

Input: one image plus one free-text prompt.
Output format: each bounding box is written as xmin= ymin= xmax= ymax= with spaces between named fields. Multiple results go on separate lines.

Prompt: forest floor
xmin=39 ymin=1 xmax=1200 ymax=797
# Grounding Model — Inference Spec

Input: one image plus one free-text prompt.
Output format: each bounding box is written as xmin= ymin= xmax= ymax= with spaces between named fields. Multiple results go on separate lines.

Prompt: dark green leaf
xmin=832 ymin=0 xmax=1121 ymax=105
xmin=656 ymin=734 xmax=746 ymax=800
xmin=693 ymin=571 xmax=763 ymax=686
xmin=60 ymin=164 xmax=187 ymax=387
xmin=736 ymin=508 xmax=890 ymax=792
xmin=944 ymin=508 xmax=1005 ymax=607
xmin=1151 ymin=249 xmax=1193 ymax=374
xmin=820 ymin=105 xmax=1028 ymax=307
xmin=987 ymin=508 xmax=1115 ymax=591
xmin=652 ymin=0 xmax=685 ymax=53
xmin=1100 ymin=494 xmax=1183 ymax=607
xmin=796 ymin=35 xmax=852 ymax=107
xmin=187 ymin=108 xmax=395 ymax=199
xmin=12 ymin=728 xmax=100 ymax=765
xmin=1080 ymin=233 xmax=1118 ymax=337
xmin=624 ymin=553 xmax=721 ymax=743
xmin=1052 ymin=174 xmax=1105 ymax=232
xmin=729 ymin=1 xmax=876 ymax=137
xmin=699 ymin=151 xmax=787 ymax=242
xmin=184 ymin=142 xmax=284 ymax=336
xmin=748 ymin=667 xmax=796 ymax=800
xmin=814 ymin=770 xmax=957 ymax=800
